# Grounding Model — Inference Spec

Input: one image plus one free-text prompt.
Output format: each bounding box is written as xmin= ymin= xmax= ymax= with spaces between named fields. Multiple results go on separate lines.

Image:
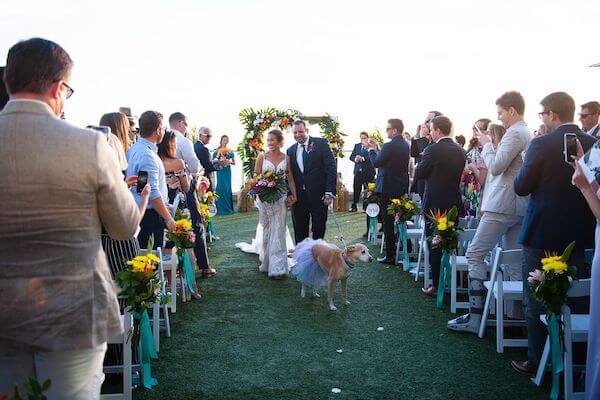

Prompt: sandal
xmin=201 ymin=268 xmax=217 ymax=278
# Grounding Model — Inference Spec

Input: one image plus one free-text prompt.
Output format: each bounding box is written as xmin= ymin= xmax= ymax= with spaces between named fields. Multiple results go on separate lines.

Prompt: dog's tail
xmin=291 ymin=238 xmax=328 ymax=288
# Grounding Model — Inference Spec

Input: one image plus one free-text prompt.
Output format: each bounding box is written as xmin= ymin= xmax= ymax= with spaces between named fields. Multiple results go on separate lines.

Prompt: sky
xmin=1 ymin=0 xmax=599 ymax=186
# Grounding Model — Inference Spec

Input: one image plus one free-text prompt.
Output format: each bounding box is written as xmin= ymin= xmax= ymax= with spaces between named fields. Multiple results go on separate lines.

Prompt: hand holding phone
xmin=136 ymin=171 xmax=148 ymax=193
xmin=564 ymin=133 xmax=578 ymax=163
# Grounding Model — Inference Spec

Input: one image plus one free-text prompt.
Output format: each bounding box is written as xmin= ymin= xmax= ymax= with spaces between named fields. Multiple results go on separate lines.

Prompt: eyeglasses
xmin=538 ymin=111 xmax=551 ymax=117
xmin=386 ymin=127 xmax=393 ymax=131
xmin=61 ymin=81 xmax=74 ymax=99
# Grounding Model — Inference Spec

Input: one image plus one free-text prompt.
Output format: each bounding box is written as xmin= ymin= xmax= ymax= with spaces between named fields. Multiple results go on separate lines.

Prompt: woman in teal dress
xmin=213 ymin=135 xmax=235 ymax=215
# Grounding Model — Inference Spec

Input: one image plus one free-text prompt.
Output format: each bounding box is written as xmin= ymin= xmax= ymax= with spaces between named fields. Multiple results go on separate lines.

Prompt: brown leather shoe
xmin=511 ymin=360 xmax=536 ymax=376
xmin=421 ymin=286 xmax=438 ymax=297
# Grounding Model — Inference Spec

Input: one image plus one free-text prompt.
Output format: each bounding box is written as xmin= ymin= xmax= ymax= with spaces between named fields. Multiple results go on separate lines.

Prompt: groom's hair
xmin=387 ymin=118 xmax=404 ymax=134
xmin=293 ymin=119 xmax=306 ymax=128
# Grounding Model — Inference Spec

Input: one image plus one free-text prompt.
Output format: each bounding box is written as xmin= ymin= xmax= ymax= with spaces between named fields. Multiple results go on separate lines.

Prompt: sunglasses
xmin=579 ymin=113 xmax=597 ymax=119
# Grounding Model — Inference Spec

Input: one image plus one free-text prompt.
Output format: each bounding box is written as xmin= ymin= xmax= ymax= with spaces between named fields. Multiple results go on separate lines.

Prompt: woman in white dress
xmin=253 ymin=130 xmax=297 ymax=279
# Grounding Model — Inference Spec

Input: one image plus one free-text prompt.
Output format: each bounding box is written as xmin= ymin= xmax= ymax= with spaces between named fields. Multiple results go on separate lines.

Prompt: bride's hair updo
xmin=268 ymin=129 xmax=284 ymax=143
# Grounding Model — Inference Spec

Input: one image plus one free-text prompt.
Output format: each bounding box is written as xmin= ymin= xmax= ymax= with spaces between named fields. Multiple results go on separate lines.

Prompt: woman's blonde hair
xmin=100 ymin=112 xmax=131 ymax=151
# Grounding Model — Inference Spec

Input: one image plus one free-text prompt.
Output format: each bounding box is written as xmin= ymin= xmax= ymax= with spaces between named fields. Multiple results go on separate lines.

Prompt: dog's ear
xmin=346 ymin=245 xmax=356 ymax=252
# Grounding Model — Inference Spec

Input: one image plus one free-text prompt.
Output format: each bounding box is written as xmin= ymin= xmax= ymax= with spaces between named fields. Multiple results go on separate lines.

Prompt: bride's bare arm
xmin=286 ymin=155 xmax=297 ymax=200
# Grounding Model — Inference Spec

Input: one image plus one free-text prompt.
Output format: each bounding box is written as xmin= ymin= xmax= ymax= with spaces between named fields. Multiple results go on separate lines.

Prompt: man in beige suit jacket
xmin=0 ymin=38 xmax=141 ymax=399
xmin=448 ymin=91 xmax=531 ymax=334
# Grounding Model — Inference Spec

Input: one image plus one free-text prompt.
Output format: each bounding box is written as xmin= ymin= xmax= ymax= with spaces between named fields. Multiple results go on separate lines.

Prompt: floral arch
xmin=237 ymin=107 xmax=346 ymax=178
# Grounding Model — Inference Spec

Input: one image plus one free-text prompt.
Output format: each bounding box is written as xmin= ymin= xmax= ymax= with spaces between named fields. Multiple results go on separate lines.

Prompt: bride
xmin=236 ymin=129 xmax=297 ymax=279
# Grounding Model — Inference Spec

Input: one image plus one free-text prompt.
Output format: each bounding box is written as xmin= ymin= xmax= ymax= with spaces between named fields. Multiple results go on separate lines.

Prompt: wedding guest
xmin=448 ymin=93 xmax=531 ymax=334
xmin=169 ymin=113 xmax=215 ymax=276
xmin=158 ymin=130 xmax=203 ymax=297
xmin=403 ymin=132 xmax=412 ymax=143
xmin=100 ymin=112 xmax=131 ymax=172
xmin=213 ymin=134 xmax=235 ymax=215
xmin=460 ymin=118 xmax=490 ymax=217
xmin=570 ymin=137 xmax=600 ymax=400
xmin=0 ymin=66 xmax=8 ymax=110
xmin=411 ymin=111 xmax=441 ymax=197
xmin=455 ymin=134 xmax=466 ymax=148
xmin=126 ymin=111 xmax=177 ymax=249
xmin=0 ymin=38 xmax=140 ymax=399
xmin=511 ymin=91 xmax=596 ymax=376
xmin=195 ymin=126 xmax=218 ymax=191
xmin=414 ymin=116 xmax=466 ymax=296
xmin=369 ymin=119 xmax=410 ymax=265
xmin=119 ymin=107 xmax=138 ymax=145
xmin=580 ymin=101 xmax=600 ymax=137
xmin=350 ymin=132 xmax=375 ymax=212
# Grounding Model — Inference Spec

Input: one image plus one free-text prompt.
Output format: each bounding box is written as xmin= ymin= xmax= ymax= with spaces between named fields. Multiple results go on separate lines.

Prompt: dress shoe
xmin=349 ymin=206 xmax=358 ymax=212
xmin=447 ymin=313 xmax=481 ymax=334
xmin=511 ymin=360 xmax=537 ymax=376
xmin=377 ymin=256 xmax=396 ymax=265
xmin=362 ymin=233 xmax=368 ymax=239
xmin=421 ymin=286 xmax=437 ymax=297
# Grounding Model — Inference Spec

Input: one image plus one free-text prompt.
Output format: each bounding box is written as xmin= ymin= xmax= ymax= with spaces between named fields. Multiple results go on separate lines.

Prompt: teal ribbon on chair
xmin=368 ymin=217 xmax=378 ymax=244
xmin=548 ymin=312 xmax=564 ymax=400
xmin=436 ymin=250 xmax=451 ymax=308
xmin=178 ymin=251 xmax=196 ymax=295
xmin=397 ymin=222 xmax=410 ymax=271
xmin=134 ymin=310 xmax=158 ymax=389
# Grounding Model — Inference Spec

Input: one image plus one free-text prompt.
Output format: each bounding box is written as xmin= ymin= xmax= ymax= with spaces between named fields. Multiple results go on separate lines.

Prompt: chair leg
xmin=564 ymin=334 xmax=574 ymax=399
xmin=496 ymin=291 xmax=504 ymax=353
xmin=152 ymin=302 xmax=160 ymax=353
xmin=170 ymin=266 xmax=177 ymax=313
xmin=123 ymin=315 xmax=132 ymax=400
xmin=163 ymin=304 xmax=171 ymax=337
xmin=479 ymin=282 xmax=494 ymax=338
xmin=380 ymin=233 xmax=385 ymax=254
xmin=532 ymin=336 xmax=550 ymax=386
xmin=451 ymin=263 xmax=457 ymax=313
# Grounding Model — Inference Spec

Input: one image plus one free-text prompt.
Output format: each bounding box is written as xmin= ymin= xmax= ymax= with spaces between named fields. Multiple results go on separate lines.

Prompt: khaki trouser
xmin=0 ymin=342 xmax=107 ymax=400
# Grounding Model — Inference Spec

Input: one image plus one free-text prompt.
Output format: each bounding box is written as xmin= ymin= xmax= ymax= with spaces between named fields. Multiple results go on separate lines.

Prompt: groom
xmin=287 ymin=119 xmax=337 ymax=243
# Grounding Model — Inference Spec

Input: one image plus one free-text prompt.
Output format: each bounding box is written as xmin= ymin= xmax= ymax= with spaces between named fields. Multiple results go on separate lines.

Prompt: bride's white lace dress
xmin=235 ymin=158 xmax=294 ymax=276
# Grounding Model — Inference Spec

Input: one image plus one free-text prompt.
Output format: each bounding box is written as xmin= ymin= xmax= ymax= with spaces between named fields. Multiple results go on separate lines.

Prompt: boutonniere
xmin=307 ymin=142 xmax=315 ymax=153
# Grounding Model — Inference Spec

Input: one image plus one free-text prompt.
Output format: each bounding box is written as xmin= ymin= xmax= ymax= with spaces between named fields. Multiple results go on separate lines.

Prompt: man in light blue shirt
xmin=126 ymin=111 xmax=176 ymax=248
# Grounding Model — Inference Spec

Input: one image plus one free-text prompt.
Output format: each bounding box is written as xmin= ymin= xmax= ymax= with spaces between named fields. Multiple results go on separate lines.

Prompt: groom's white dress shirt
xmin=296 ymin=136 xmax=310 ymax=173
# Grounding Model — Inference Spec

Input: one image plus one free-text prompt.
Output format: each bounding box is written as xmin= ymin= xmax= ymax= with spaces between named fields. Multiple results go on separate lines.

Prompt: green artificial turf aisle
xmin=135 ymin=211 xmax=547 ymax=400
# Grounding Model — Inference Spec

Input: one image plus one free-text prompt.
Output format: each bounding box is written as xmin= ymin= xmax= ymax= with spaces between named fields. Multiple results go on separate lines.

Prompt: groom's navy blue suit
xmin=287 ymin=137 xmax=337 ymax=243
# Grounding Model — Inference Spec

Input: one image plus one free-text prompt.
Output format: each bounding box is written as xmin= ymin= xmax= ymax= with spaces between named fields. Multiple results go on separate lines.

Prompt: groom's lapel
xmin=305 ymin=137 xmax=315 ymax=167
xmin=290 ymin=143 xmax=299 ymax=172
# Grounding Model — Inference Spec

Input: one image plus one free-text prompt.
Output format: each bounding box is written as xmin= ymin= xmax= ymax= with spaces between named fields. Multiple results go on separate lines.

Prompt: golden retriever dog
xmin=292 ymin=239 xmax=373 ymax=311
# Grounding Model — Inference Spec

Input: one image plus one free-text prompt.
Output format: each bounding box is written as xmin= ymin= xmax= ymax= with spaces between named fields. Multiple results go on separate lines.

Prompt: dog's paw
xmin=344 ymin=299 xmax=351 ymax=306
xmin=312 ymin=291 xmax=321 ymax=298
xmin=329 ymin=304 xmax=337 ymax=311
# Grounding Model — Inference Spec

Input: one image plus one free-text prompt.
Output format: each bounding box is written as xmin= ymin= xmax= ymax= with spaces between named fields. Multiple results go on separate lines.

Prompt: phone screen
xmin=565 ymin=134 xmax=577 ymax=162
xmin=137 ymin=171 xmax=148 ymax=193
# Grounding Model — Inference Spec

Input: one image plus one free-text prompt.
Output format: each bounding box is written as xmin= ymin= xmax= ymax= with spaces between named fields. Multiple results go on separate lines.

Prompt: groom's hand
xmin=323 ymin=196 xmax=333 ymax=206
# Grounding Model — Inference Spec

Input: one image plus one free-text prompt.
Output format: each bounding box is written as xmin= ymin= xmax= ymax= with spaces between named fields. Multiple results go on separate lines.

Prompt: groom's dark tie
xmin=301 ymin=143 xmax=308 ymax=172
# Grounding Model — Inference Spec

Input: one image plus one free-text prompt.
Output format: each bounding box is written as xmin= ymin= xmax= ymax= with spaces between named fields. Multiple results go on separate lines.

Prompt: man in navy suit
xmin=414 ymin=116 xmax=467 ymax=296
xmin=579 ymin=101 xmax=600 ymax=137
xmin=367 ymin=119 xmax=410 ymax=264
xmin=511 ymin=92 xmax=596 ymax=376
xmin=287 ymin=119 xmax=337 ymax=243
xmin=194 ymin=127 xmax=218 ymax=191
xmin=349 ymin=132 xmax=375 ymax=212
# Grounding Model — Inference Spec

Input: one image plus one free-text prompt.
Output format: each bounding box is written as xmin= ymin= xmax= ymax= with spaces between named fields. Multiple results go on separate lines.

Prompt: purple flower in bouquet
xmin=258 ymin=179 xmax=268 ymax=187
xmin=432 ymin=235 xmax=442 ymax=246
xmin=267 ymin=180 xmax=276 ymax=187
xmin=527 ymin=269 xmax=545 ymax=284
xmin=187 ymin=231 xmax=196 ymax=243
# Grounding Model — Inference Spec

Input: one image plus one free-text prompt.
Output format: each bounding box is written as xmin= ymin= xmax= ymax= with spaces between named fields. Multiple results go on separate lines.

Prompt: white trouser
xmin=0 ymin=342 xmax=107 ymax=400
xmin=466 ymin=211 xmax=523 ymax=318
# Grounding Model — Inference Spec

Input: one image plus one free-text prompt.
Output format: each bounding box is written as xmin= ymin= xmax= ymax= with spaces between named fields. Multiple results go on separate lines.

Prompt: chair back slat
xmin=566 ymin=278 xmax=591 ymax=298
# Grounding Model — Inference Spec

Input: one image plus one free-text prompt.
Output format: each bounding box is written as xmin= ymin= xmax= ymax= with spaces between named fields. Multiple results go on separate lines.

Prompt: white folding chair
xmin=161 ymin=252 xmax=178 ymax=313
xmin=396 ymin=215 xmax=425 ymax=269
xmin=478 ymin=247 xmax=526 ymax=352
xmin=148 ymin=248 xmax=171 ymax=352
xmin=449 ymin=229 xmax=477 ymax=313
xmin=101 ymin=311 xmax=133 ymax=400
xmin=533 ymin=279 xmax=590 ymax=400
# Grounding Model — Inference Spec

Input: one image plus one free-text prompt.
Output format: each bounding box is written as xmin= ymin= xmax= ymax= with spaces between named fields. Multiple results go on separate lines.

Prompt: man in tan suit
xmin=448 ymin=91 xmax=531 ymax=334
xmin=0 ymin=38 xmax=141 ymax=399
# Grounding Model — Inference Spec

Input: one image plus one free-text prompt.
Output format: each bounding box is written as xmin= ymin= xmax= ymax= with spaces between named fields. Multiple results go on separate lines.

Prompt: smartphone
xmin=137 ymin=171 xmax=148 ymax=194
xmin=86 ymin=125 xmax=111 ymax=142
xmin=564 ymin=133 xmax=578 ymax=163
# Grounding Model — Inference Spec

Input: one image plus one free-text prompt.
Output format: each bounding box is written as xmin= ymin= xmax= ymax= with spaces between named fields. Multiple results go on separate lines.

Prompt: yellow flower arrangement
xmin=541 ymin=258 xmax=568 ymax=274
xmin=175 ymin=218 xmax=192 ymax=233
xmin=391 ymin=198 xmax=401 ymax=206
xmin=368 ymin=182 xmax=376 ymax=192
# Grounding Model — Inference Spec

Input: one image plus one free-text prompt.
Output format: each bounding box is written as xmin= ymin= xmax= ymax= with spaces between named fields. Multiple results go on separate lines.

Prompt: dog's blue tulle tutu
xmin=292 ymin=238 xmax=330 ymax=288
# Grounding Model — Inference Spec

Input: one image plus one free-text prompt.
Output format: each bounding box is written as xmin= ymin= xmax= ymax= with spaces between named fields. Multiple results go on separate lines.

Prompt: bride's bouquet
xmin=248 ymin=170 xmax=288 ymax=203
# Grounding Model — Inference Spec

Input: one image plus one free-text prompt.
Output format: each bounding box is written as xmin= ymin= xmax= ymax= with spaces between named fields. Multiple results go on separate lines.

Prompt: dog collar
xmin=342 ymin=251 xmax=355 ymax=270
